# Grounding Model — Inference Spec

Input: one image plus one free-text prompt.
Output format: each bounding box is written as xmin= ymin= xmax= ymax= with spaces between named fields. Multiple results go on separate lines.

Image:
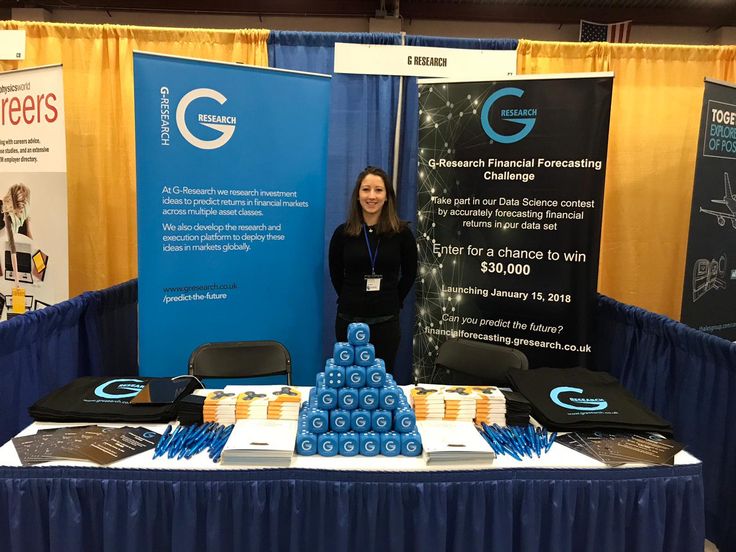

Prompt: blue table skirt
xmin=0 ymin=464 xmax=704 ymax=552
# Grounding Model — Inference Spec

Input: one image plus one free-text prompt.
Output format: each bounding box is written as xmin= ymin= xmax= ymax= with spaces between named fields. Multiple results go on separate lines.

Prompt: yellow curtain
xmin=0 ymin=21 xmax=269 ymax=296
xmin=518 ymin=40 xmax=736 ymax=319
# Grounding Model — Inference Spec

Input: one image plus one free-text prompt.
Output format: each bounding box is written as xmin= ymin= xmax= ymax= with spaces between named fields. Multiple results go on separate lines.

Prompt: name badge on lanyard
xmin=365 ymin=274 xmax=382 ymax=292
xmin=363 ymin=224 xmax=382 ymax=292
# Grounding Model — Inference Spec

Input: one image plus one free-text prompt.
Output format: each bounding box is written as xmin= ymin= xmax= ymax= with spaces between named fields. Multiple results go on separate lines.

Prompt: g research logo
xmin=480 ymin=87 xmax=537 ymax=144
xmin=94 ymin=378 xmax=145 ymax=399
xmin=175 ymin=88 xmax=236 ymax=150
xmin=550 ymin=386 xmax=608 ymax=411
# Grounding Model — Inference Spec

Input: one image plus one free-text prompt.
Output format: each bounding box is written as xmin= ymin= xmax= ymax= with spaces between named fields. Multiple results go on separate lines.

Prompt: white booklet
xmin=220 ymin=419 xmax=297 ymax=467
xmin=417 ymin=421 xmax=495 ymax=466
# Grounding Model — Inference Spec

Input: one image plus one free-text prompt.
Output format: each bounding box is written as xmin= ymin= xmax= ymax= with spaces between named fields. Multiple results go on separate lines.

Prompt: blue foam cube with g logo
xmin=379 ymin=387 xmax=399 ymax=410
xmin=330 ymin=409 xmax=351 ymax=433
xmin=354 ymin=344 xmax=375 ymax=367
xmin=333 ymin=342 xmax=354 ymax=366
xmin=401 ymin=431 xmax=422 ymax=457
xmin=346 ymin=365 xmax=366 ymax=388
xmin=296 ymin=432 xmax=317 ymax=455
xmin=360 ymin=432 xmax=380 ymax=456
xmin=318 ymin=432 xmax=339 ymax=456
xmin=317 ymin=387 xmax=337 ymax=410
xmin=338 ymin=387 xmax=359 ymax=410
xmin=359 ymin=387 xmax=379 ymax=410
xmin=366 ymin=362 xmax=386 ymax=388
xmin=380 ymin=432 xmax=401 ymax=457
xmin=307 ymin=409 xmax=328 ymax=434
xmin=394 ymin=408 xmax=416 ymax=433
xmin=371 ymin=410 xmax=391 ymax=433
xmin=347 ymin=322 xmax=370 ymax=346
xmin=351 ymin=409 xmax=371 ymax=433
xmin=339 ymin=432 xmax=360 ymax=456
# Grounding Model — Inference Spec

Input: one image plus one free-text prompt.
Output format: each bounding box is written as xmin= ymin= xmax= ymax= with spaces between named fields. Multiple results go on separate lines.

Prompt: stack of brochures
xmin=410 ymin=385 xmax=445 ymax=420
xmin=417 ymin=420 xmax=495 ymax=466
xmin=219 ymin=419 xmax=298 ymax=467
xmin=473 ymin=386 xmax=507 ymax=426
xmin=203 ymin=391 xmax=238 ymax=425
xmin=442 ymin=387 xmax=477 ymax=421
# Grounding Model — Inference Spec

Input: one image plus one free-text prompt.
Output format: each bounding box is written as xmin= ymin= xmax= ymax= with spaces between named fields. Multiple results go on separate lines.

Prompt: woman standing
xmin=329 ymin=167 xmax=417 ymax=374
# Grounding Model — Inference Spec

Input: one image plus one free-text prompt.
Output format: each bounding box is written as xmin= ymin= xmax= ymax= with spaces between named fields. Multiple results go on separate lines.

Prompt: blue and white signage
xmin=134 ymin=52 xmax=331 ymax=384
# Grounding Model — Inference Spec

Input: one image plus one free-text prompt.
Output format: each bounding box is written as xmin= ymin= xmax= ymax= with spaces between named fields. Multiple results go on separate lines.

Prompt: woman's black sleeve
xmin=328 ymin=226 xmax=345 ymax=295
xmin=397 ymin=226 xmax=418 ymax=306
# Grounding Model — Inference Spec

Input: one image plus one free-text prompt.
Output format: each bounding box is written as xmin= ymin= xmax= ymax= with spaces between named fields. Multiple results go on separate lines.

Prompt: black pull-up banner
xmin=681 ymin=79 xmax=736 ymax=340
xmin=413 ymin=75 xmax=613 ymax=381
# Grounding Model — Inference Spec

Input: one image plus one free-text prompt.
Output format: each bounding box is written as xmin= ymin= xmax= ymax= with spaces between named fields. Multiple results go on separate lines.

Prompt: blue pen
xmin=153 ymin=424 xmax=173 ymax=458
xmin=192 ymin=424 xmax=218 ymax=455
xmin=172 ymin=425 xmax=195 ymax=459
xmin=209 ymin=424 xmax=234 ymax=461
xmin=488 ymin=432 xmax=506 ymax=456
xmin=182 ymin=423 xmax=210 ymax=455
xmin=165 ymin=426 xmax=185 ymax=458
xmin=477 ymin=426 xmax=501 ymax=454
xmin=214 ymin=424 xmax=235 ymax=461
xmin=546 ymin=432 xmax=557 ymax=452
xmin=489 ymin=426 xmax=522 ymax=460
xmin=528 ymin=426 xmax=539 ymax=458
xmin=186 ymin=424 xmax=215 ymax=458
xmin=485 ymin=427 xmax=504 ymax=450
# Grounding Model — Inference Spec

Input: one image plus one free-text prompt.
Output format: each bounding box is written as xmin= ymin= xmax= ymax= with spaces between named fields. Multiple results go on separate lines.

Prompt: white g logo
xmin=176 ymin=88 xmax=235 ymax=150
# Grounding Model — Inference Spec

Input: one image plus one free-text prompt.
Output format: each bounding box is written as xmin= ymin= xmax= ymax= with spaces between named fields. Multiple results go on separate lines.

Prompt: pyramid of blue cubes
xmin=296 ymin=322 xmax=422 ymax=457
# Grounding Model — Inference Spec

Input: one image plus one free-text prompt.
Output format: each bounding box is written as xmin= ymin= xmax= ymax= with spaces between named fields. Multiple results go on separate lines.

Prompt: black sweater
xmin=329 ymin=223 xmax=417 ymax=318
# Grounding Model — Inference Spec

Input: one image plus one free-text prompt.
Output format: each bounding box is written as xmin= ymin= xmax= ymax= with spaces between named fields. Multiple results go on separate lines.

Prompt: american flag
xmin=579 ymin=20 xmax=632 ymax=43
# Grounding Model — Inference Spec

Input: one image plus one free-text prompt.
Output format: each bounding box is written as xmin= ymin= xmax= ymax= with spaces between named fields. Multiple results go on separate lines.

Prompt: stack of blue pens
xmin=153 ymin=422 xmax=234 ymax=463
xmin=296 ymin=322 xmax=422 ymax=457
xmin=477 ymin=423 xmax=557 ymax=460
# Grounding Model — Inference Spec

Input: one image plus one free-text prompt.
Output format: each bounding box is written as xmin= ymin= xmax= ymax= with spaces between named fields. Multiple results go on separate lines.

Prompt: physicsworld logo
xmin=175 ymin=88 xmax=236 ymax=150
xmin=480 ymin=87 xmax=537 ymax=144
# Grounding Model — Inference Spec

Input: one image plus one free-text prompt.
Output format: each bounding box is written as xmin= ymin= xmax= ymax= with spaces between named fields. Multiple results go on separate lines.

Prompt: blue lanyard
xmin=363 ymin=224 xmax=380 ymax=275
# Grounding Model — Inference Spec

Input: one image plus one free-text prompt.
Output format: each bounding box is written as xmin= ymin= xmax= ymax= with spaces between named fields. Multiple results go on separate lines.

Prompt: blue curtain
xmin=268 ymin=32 xmax=518 ymax=383
xmin=0 ymin=464 xmax=703 ymax=552
xmin=268 ymin=31 xmax=405 ymax=378
xmin=0 ymin=280 xmax=138 ymax=444
xmin=596 ymin=294 xmax=736 ymax=552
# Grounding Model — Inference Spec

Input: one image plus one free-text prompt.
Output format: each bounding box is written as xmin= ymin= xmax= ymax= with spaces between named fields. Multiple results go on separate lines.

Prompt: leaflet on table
xmin=556 ymin=432 xmax=683 ymax=467
xmin=12 ymin=426 xmax=161 ymax=466
xmin=417 ymin=420 xmax=495 ymax=465
xmin=220 ymin=419 xmax=298 ymax=466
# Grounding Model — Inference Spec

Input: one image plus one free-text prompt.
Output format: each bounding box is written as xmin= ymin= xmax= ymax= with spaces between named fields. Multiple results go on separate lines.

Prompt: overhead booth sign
xmin=681 ymin=78 xmax=736 ymax=340
xmin=0 ymin=64 xmax=68 ymax=320
xmin=414 ymin=74 xmax=613 ymax=380
xmin=134 ymin=53 xmax=331 ymax=383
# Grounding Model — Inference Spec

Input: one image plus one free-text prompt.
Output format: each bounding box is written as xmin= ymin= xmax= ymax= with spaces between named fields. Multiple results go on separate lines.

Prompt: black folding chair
xmin=429 ymin=338 xmax=528 ymax=386
xmin=188 ymin=341 xmax=292 ymax=385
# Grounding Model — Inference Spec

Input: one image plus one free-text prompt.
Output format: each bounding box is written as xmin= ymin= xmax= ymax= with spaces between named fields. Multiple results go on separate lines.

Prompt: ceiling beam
xmin=399 ymin=2 xmax=736 ymax=27
xmin=12 ymin=0 xmax=380 ymax=17
xmin=10 ymin=0 xmax=736 ymax=27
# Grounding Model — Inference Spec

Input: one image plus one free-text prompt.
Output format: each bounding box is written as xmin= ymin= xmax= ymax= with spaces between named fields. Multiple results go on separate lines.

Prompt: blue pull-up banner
xmin=134 ymin=52 xmax=331 ymax=384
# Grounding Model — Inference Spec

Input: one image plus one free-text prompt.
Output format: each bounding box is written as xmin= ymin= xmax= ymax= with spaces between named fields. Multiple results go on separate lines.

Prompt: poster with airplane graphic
xmin=681 ymin=79 xmax=736 ymax=340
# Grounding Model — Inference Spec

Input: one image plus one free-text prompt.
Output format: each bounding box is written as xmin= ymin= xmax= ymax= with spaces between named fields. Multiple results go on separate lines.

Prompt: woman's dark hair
xmin=344 ymin=166 xmax=405 ymax=236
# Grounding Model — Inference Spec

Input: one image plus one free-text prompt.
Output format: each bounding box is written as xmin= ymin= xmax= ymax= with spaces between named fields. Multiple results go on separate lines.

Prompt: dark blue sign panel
xmin=414 ymin=75 xmax=613 ymax=379
xmin=681 ymin=79 xmax=736 ymax=340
